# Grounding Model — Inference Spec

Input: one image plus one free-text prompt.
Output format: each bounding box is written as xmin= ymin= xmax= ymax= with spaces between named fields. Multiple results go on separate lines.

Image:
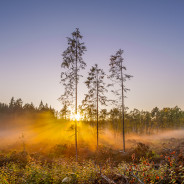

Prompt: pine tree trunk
xmin=75 ymin=36 xmax=78 ymax=162
xmin=121 ymin=60 xmax=125 ymax=152
xmin=97 ymin=68 xmax=99 ymax=151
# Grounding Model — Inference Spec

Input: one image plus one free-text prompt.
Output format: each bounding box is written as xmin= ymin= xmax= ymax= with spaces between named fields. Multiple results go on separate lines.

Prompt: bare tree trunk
xmin=75 ymin=120 xmax=77 ymax=161
xmin=121 ymin=60 xmax=125 ymax=152
xmin=75 ymin=36 xmax=78 ymax=162
xmin=96 ymin=68 xmax=99 ymax=151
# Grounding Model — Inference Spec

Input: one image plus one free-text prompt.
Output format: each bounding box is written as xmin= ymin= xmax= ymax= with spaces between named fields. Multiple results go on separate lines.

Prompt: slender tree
xmin=59 ymin=92 xmax=71 ymax=120
xmin=9 ymin=97 xmax=15 ymax=110
xmin=82 ymin=64 xmax=107 ymax=150
xmin=79 ymin=102 xmax=96 ymax=121
xmin=60 ymin=28 xmax=86 ymax=161
xmin=99 ymin=109 xmax=108 ymax=122
xmin=38 ymin=100 xmax=44 ymax=111
xmin=60 ymin=104 xmax=70 ymax=120
xmin=109 ymin=49 xmax=132 ymax=152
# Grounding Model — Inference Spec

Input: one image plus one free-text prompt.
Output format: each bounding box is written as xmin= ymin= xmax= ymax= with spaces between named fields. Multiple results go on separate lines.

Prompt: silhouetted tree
xmin=129 ymin=109 xmax=141 ymax=133
xmin=23 ymin=103 xmax=35 ymax=111
xmin=14 ymin=98 xmax=23 ymax=111
xmin=79 ymin=103 xmax=96 ymax=121
xmin=60 ymin=104 xmax=70 ymax=120
xmin=60 ymin=28 xmax=86 ymax=161
xmin=109 ymin=108 xmax=121 ymax=135
xmin=82 ymin=64 xmax=107 ymax=150
xmin=59 ymin=91 xmax=72 ymax=120
xmin=99 ymin=109 xmax=108 ymax=122
xmin=9 ymin=97 xmax=15 ymax=110
xmin=0 ymin=103 xmax=9 ymax=114
xmin=109 ymin=49 xmax=132 ymax=152
xmin=38 ymin=100 xmax=44 ymax=111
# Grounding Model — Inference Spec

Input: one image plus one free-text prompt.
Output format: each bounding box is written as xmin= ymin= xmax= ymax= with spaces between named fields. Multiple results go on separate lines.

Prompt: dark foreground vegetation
xmin=0 ymin=138 xmax=184 ymax=183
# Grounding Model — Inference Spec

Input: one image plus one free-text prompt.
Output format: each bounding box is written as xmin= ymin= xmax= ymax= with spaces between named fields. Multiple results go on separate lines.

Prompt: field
xmin=0 ymin=130 xmax=184 ymax=184
xmin=0 ymin=104 xmax=184 ymax=183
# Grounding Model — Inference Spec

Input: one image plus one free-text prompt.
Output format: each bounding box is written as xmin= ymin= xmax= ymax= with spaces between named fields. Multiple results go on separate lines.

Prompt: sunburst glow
xmin=70 ymin=112 xmax=81 ymax=121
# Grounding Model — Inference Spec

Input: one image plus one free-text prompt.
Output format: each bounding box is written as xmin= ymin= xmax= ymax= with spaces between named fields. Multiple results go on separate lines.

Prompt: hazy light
xmin=75 ymin=113 xmax=81 ymax=121
xmin=70 ymin=112 xmax=81 ymax=121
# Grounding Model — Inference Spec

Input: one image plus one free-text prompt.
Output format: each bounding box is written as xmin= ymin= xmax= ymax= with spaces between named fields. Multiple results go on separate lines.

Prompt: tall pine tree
xmin=60 ymin=28 xmax=86 ymax=161
xmin=82 ymin=64 xmax=107 ymax=150
xmin=109 ymin=49 xmax=132 ymax=152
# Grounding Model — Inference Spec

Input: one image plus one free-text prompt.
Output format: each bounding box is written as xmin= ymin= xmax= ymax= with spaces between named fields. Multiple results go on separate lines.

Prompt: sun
xmin=70 ymin=112 xmax=81 ymax=121
xmin=75 ymin=113 xmax=81 ymax=121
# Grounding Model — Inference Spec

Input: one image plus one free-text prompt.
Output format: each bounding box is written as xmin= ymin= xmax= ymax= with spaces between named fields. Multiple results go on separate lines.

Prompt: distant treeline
xmin=0 ymin=97 xmax=184 ymax=134
xmin=0 ymin=97 xmax=55 ymax=117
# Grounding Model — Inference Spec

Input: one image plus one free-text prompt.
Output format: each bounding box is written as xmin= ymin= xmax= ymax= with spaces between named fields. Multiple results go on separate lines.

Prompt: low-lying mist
xmin=1 ymin=112 xmax=184 ymax=154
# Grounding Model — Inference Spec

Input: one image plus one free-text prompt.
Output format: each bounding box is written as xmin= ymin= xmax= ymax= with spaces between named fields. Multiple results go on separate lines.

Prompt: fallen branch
xmin=129 ymin=172 xmax=144 ymax=184
xmin=94 ymin=163 xmax=116 ymax=184
xmin=115 ymin=173 xmax=129 ymax=184
xmin=100 ymin=174 xmax=116 ymax=184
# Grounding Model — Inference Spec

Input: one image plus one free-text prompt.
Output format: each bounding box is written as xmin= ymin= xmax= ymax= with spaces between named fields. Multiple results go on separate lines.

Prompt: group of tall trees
xmin=1 ymin=29 xmax=183 ymax=162
xmin=59 ymin=28 xmax=133 ymax=159
xmin=58 ymin=28 xmax=184 ymax=160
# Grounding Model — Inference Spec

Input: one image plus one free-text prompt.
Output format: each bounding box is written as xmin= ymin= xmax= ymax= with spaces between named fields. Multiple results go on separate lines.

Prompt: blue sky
xmin=0 ymin=0 xmax=184 ymax=111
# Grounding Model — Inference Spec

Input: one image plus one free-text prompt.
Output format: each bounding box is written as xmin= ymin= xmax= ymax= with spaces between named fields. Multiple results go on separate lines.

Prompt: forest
xmin=0 ymin=98 xmax=184 ymax=134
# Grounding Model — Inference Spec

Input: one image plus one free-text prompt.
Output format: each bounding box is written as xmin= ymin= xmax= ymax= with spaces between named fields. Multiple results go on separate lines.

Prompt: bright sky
xmin=0 ymin=0 xmax=184 ymax=111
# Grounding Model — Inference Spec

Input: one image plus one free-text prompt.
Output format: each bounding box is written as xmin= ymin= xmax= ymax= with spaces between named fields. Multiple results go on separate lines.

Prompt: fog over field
xmin=1 ymin=116 xmax=184 ymax=152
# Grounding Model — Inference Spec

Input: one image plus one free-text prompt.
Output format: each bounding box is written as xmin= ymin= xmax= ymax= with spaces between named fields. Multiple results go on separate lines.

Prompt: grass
xmin=0 ymin=141 xmax=184 ymax=183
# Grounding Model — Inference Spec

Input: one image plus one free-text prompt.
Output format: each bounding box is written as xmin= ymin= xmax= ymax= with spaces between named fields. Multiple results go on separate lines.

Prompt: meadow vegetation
xmin=0 ymin=139 xmax=184 ymax=183
xmin=0 ymin=98 xmax=184 ymax=183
